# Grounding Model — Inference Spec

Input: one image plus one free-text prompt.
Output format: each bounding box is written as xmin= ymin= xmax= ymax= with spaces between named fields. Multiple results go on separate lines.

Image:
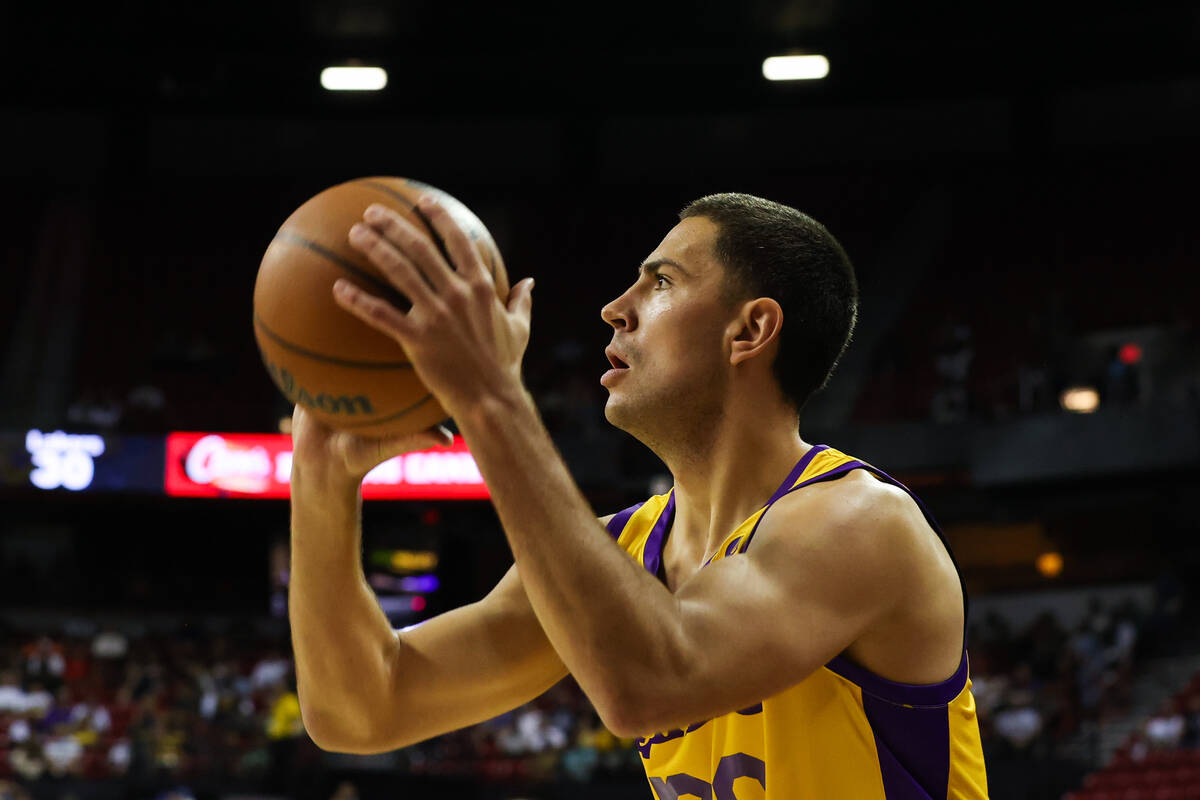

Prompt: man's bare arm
xmin=290 ymin=466 xmax=588 ymax=753
xmin=455 ymin=390 xmax=914 ymax=736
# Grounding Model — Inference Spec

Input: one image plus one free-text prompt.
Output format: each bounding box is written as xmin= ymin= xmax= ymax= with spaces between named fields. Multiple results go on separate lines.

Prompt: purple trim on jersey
xmin=827 ymin=649 xmax=968 ymax=707
xmin=642 ymin=490 xmax=676 ymax=576
xmin=605 ymin=501 xmax=646 ymax=540
xmin=862 ymin=694 xmax=951 ymax=800
xmin=767 ymin=444 xmax=829 ymax=505
xmin=740 ymin=457 xmax=861 ymax=552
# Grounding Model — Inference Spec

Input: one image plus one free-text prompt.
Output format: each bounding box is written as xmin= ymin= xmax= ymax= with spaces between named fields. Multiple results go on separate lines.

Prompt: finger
xmin=507 ymin=277 xmax=535 ymax=322
xmin=376 ymin=424 xmax=453 ymax=462
xmin=332 ymin=279 xmax=417 ymax=341
xmin=349 ymin=222 xmax=439 ymax=308
xmin=416 ymin=195 xmax=490 ymax=288
xmin=363 ymin=204 xmax=458 ymax=294
xmin=429 ymin=424 xmax=454 ymax=448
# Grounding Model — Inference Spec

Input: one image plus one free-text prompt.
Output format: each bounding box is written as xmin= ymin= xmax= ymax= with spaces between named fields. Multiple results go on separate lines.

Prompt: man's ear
xmin=729 ymin=298 xmax=783 ymax=366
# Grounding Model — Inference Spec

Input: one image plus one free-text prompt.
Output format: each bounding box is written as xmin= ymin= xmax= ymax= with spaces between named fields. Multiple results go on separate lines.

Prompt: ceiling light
xmin=762 ymin=55 xmax=830 ymax=82
xmin=1060 ymin=387 xmax=1100 ymax=414
xmin=320 ymin=66 xmax=388 ymax=92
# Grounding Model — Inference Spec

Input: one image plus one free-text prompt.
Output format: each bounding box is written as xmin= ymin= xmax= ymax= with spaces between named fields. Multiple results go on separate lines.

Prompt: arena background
xmin=1 ymin=2 xmax=1198 ymax=799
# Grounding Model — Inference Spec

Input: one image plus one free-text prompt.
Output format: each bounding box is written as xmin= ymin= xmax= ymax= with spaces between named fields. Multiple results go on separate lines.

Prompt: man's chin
xmin=603 ymin=395 xmax=635 ymax=432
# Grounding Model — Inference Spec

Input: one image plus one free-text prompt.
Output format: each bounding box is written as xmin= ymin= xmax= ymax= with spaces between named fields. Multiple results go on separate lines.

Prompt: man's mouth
xmin=602 ymin=347 xmax=631 ymax=387
xmin=605 ymin=348 xmax=630 ymax=370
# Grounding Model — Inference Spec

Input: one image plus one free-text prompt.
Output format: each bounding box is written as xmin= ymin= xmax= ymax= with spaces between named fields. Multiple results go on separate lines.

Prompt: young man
xmin=289 ymin=192 xmax=989 ymax=798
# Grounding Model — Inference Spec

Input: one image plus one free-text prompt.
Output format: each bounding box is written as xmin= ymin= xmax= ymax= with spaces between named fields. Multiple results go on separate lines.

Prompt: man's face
xmin=600 ymin=216 xmax=737 ymax=444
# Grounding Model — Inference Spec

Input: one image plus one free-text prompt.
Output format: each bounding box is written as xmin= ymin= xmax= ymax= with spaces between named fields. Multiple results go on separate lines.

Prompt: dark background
xmin=0 ymin=2 xmax=1198 ymax=798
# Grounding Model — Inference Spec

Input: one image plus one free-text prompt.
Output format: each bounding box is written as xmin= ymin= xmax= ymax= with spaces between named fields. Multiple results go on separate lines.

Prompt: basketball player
xmin=288 ymin=192 xmax=989 ymax=798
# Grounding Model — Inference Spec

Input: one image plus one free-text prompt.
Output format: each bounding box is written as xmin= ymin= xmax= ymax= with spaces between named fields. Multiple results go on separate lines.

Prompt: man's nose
xmin=601 ymin=295 xmax=634 ymax=330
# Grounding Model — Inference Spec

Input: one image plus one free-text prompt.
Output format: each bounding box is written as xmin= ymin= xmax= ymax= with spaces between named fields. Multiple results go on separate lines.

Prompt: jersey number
xmin=648 ymin=753 xmax=766 ymax=800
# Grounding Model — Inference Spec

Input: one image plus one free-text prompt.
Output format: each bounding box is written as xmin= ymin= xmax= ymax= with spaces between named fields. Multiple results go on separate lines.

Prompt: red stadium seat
xmin=1152 ymin=788 xmax=1186 ymax=800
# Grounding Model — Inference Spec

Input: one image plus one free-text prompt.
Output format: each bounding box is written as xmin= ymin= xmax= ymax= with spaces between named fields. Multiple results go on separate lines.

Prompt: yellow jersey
xmin=604 ymin=445 xmax=989 ymax=799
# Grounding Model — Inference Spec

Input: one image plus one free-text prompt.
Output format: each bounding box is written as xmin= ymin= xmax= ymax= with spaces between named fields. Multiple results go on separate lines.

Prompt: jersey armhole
xmin=605 ymin=501 xmax=645 ymax=540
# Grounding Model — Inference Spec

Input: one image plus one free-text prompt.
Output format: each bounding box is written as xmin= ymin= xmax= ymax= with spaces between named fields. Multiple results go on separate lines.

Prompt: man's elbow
xmin=595 ymin=705 xmax=645 ymax=740
xmin=300 ymin=704 xmax=401 ymax=756
xmin=591 ymin=683 xmax=665 ymax=740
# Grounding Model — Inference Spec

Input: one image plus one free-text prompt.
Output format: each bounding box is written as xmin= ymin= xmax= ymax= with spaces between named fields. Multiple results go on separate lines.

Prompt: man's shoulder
xmin=754 ymin=467 xmax=929 ymax=567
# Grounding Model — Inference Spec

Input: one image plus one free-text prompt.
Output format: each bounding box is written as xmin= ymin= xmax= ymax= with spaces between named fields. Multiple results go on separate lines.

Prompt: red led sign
xmin=165 ymin=432 xmax=489 ymax=500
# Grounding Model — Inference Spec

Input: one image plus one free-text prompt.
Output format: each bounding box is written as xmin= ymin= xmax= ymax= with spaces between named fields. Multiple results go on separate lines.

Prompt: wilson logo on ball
xmin=266 ymin=359 xmax=375 ymax=416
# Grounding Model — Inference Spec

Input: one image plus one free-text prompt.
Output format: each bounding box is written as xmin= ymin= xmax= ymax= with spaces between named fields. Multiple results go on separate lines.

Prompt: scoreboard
xmin=6 ymin=429 xmax=490 ymax=500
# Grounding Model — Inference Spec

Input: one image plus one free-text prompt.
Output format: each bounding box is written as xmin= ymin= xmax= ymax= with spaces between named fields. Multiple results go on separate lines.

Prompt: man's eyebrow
xmin=639 ymin=258 xmax=693 ymax=277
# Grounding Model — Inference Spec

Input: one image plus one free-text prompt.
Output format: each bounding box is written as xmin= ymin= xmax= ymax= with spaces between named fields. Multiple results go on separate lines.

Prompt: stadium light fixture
xmin=1036 ymin=552 xmax=1064 ymax=578
xmin=320 ymin=66 xmax=388 ymax=91
xmin=1060 ymin=387 xmax=1100 ymax=414
xmin=762 ymin=54 xmax=830 ymax=82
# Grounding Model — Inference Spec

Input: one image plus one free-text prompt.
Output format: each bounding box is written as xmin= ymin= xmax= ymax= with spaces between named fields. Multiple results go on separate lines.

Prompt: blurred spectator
xmin=21 ymin=637 xmax=65 ymax=691
xmin=1181 ymin=694 xmax=1200 ymax=749
xmin=42 ymin=721 xmax=84 ymax=776
xmin=9 ymin=741 xmax=45 ymax=781
xmin=930 ymin=318 xmax=973 ymax=423
xmin=991 ymin=663 xmax=1043 ymax=754
xmin=250 ymin=647 xmax=290 ymax=692
xmin=0 ymin=671 xmax=23 ymax=714
xmin=92 ymin=627 xmax=129 ymax=660
xmin=1143 ymin=700 xmax=1185 ymax=750
xmin=1101 ymin=345 xmax=1141 ymax=407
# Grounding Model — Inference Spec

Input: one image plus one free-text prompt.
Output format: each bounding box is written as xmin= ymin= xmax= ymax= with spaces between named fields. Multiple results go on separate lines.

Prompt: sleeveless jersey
xmin=604 ymin=444 xmax=989 ymax=800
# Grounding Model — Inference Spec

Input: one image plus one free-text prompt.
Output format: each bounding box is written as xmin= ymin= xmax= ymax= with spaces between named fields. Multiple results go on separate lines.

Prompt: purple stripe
xmin=861 ymin=693 xmax=950 ymax=799
xmin=766 ymin=444 xmax=828 ymax=505
xmin=605 ymin=502 xmax=645 ymax=540
xmin=642 ymin=491 xmax=675 ymax=576
xmin=826 ymin=650 xmax=968 ymax=707
xmin=739 ymin=445 xmax=830 ymax=552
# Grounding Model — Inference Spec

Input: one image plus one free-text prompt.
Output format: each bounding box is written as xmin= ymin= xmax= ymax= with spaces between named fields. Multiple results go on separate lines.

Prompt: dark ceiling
xmin=3 ymin=1 xmax=1197 ymax=114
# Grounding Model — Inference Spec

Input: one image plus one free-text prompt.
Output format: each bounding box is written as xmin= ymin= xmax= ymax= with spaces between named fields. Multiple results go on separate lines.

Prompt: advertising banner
xmin=164 ymin=432 xmax=489 ymax=500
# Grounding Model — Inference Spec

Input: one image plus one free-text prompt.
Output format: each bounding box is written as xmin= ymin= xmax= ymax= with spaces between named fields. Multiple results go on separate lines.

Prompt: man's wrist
xmin=290 ymin=460 xmax=363 ymax=506
xmin=455 ymin=377 xmax=536 ymax=433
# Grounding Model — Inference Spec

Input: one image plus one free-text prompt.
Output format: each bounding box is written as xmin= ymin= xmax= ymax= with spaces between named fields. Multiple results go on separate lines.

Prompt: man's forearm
xmin=456 ymin=386 xmax=683 ymax=730
xmin=288 ymin=469 xmax=398 ymax=748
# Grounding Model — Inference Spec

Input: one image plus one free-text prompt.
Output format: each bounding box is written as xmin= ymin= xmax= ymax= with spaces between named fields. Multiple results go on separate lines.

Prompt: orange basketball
xmin=253 ymin=176 xmax=509 ymax=438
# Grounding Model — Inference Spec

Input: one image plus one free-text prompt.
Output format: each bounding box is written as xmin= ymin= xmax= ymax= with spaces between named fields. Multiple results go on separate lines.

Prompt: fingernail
xmin=364 ymin=204 xmax=385 ymax=221
xmin=419 ymin=194 xmax=436 ymax=209
xmin=349 ymin=223 xmax=366 ymax=240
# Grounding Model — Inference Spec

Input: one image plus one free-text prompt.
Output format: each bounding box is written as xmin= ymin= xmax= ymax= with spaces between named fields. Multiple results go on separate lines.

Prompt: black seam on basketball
xmin=333 ymin=392 xmax=440 ymax=427
xmin=272 ymin=231 xmax=412 ymax=312
xmin=407 ymin=204 xmax=457 ymax=273
xmin=254 ymin=313 xmax=413 ymax=369
xmin=358 ymin=179 xmax=497 ymax=281
xmin=358 ymin=180 xmax=417 ymax=210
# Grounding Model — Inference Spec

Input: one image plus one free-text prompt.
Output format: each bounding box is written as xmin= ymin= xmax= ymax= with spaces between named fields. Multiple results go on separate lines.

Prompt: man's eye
xmin=655 ymin=275 xmax=670 ymax=289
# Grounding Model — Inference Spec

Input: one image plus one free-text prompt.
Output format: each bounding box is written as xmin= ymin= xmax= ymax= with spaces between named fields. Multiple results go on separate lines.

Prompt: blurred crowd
xmin=0 ymin=627 xmax=304 ymax=791
xmin=969 ymin=586 xmax=1190 ymax=764
xmin=0 ymin=621 xmax=641 ymax=797
xmin=1 ymin=586 xmax=1195 ymax=796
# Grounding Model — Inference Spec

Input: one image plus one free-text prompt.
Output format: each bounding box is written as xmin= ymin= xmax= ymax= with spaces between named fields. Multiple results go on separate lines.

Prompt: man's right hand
xmin=290 ymin=404 xmax=454 ymax=487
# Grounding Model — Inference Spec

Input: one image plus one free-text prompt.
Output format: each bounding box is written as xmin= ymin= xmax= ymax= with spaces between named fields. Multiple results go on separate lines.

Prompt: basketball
xmin=252 ymin=176 xmax=509 ymax=438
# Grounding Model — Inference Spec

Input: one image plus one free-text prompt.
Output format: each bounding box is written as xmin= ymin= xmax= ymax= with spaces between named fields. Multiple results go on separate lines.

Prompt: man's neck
xmin=658 ymin=404 xmax=811 ymax=564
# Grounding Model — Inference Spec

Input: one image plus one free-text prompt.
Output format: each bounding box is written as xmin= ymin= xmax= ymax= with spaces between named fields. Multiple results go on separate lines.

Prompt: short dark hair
xmin=680 ymin=193 xmax=858 ymax=414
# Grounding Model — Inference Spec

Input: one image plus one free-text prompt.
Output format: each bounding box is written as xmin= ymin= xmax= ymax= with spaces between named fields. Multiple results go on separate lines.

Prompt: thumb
xmin=507 ymin=277 xmax=534 ymax=320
